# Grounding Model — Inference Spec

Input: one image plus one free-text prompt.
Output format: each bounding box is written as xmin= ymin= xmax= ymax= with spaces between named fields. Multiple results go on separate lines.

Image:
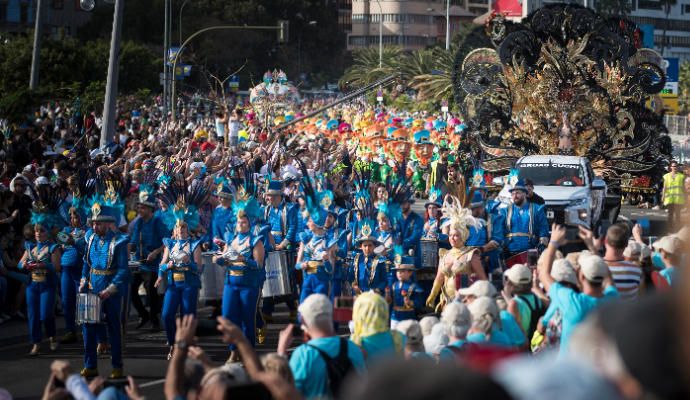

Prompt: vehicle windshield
xmin=518 ymin=162 xmax=586 ymax=187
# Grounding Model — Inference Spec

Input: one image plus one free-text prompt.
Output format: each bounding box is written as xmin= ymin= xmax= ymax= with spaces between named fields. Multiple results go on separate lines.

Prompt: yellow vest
xmin=663 ymin=172 xmax=686 ymax=205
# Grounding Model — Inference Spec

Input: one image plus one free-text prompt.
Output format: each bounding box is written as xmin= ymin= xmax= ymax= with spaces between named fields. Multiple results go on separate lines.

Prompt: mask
xmin=652 ymin=251 xmax=665 ymax=269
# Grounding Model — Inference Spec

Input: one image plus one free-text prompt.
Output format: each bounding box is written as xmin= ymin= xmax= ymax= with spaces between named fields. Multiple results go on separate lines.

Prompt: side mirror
xmin=592 ymin=178 xmax=606 ymax=190
xmin=492 ymin=176 xmax=505 ymax=186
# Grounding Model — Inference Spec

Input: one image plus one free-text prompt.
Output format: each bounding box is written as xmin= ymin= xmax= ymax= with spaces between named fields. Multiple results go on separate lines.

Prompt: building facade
xmin=1 ymin=0 xmax=92 ymax=39
xmin=347 ymin=0 xmax=482 ymax=51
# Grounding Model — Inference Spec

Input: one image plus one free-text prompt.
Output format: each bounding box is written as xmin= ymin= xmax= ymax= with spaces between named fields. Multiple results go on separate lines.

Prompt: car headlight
xmin=569 ymin=198 xmax=587 ymax=207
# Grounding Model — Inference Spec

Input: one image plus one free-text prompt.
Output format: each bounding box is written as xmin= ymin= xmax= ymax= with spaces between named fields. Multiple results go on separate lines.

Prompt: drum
xmin=420 ymin=240 xmax=439 ymax=269
xmin=262 ymin=250 xmax=291 ymax=299
xmin=333 ymin=296 xmax=354 ymax=323
xmin=199 ymin=252 xmax=225 ymax=302
xmin=128 ymin=261 xmax=141 ymax=274
xmin=505 ymin=251 xmax=529 ymax=268
xmin=76 ymin=292 xmax=102 ymax=324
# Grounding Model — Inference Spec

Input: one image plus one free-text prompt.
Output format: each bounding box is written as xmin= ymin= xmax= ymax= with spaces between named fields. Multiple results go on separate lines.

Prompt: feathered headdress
xmin=229 ymin=163 xmax=261 ymax=222
xmin=30 ymin=185 xmax=64 ymax=231
xmin=441 ymin=172 xmax=480 ymax=244
xmin=158 ymin=176 xmax=210 ymax=231
xmin=296 ymin=159 xmax=329 ymax=228
xmin=85 ymin=176 xmax=126 ymax=223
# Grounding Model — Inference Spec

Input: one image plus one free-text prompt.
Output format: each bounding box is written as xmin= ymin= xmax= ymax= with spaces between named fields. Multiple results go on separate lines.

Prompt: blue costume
xmin=20 ymin=241 xmax=60 ymax=345
xmin=351 ymin=252 xmax=388 ymax=294
xmin=502 ymin=203 xmax=549 ymax=255
xmin=328 ymin=225 xmax=350 ymax=300
xmin=390 ymin=256 xmax=423 ymax=323
xmin=375 ymin=228 xmax=398 ymax=286
xmin=210 ymin=205 xmax=234 ymax=247
xmin=81 ymin=227 xmax=130 ymax=374
xmin=160 ymin=238 xmax=202 ymax=346
xmin=399 ymin=211 xmax=424 ymax=266
xmin=218 ymin=231 xmax=264 ymax=348
xmin=298 ymin=232 xmax=337 ymax=302
xmin=59 ymin=225 xmax=87 ymax=336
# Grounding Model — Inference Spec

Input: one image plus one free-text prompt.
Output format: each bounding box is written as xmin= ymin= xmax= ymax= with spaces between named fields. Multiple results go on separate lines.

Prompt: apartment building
xmin=347 ymin=0 xmax=482 ymax=51
xmin=0 ymin=0 xmax=92 ymax=39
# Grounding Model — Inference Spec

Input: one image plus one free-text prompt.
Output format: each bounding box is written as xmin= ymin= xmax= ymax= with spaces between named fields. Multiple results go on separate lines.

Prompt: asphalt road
xmin=0 ymin=205 xmax=672 ymax=399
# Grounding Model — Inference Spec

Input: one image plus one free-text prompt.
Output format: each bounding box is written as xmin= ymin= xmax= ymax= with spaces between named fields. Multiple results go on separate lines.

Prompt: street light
xmin=446 ymin=0 xmax=450 ymax=50
xmin=29 ymin=0 xmax=44 ymax=90
xmin=374 ymin=0 xmax=382 ymax=68
xmin=297 ymin=20 xmax=317 ymax=82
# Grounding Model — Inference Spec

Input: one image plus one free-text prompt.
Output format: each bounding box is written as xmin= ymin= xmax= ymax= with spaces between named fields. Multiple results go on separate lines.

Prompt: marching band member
xmin=426 ymin=190 xmax=487 ymax=312
xmin=58 ymin=205 xmax=87 ymax=344
xmin=502 ymin=179 xmax=550 ymax=258
xmin=261 ymin=179 xmax=298 ymax=322
xmin=214 ymin=170 xmax=265 ymax=363
xmin=351 ymin=217 xmax=388 ymax=296
xmin=129 ymin=187 xmax=167 ymax=330
xmin=466 ymin=191 xmax=505 ymax=274
xmin=79 ymin=192 xmax=131 ymax=379
xmin=422 ymin=187 xmax=447 ymax=243
xmin=209 ymin=182 xmax=235 ymax=249
xmin=19 ymin=187 xmax=63 ymax=355
xmin=399 ymin=196 xmax=423 ymax=268
xmin=156 ymin=177 xmax=209 ymax=360
xmin=390 ymin=251 xmax=423 ymax=328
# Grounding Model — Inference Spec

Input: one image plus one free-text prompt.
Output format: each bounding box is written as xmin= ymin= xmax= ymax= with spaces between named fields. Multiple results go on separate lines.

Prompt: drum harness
xmin=265 ymin=205 xmax=289 ymax=245
xmin=85 ymin=234 xmax=117 ymax=289
xmin=505 ymin=203 xmax=535 ymax=242
xmin=353 ymin=253 xmax=381 ymax=289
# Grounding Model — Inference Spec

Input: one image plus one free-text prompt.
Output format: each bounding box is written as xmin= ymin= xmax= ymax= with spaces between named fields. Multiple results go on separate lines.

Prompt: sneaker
xmin=60 ymin=331 xmax=78 ymax=344
xmin=80 ymin=368 xmax=99 ymax=378
xmin=97 ymin=343 xmax=109 ymax=355
xmin=49 ymin=337 xmax=58 ymax=351
xmin=109 ymin=368 xmax=124 ymax=379
xmin=29 ymin=344 xmax=40 ymax=356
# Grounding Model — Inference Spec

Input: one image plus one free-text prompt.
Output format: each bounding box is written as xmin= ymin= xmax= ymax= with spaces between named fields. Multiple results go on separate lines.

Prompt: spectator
xmin=525 ymin=179 xmax=545 ymax=205
xmin=278 ymin=294 xmax=365 ymax=400
xmin=603 ymin=224 xmax=643 ymax=301
xmin=538 ymin=224 xmax=619 ymax=354
xmin=419 ymin=315 xmax=439 ymax=337
xmin=260 ymin=353 xmax=295 ymax=386
xmin=393 ymin=320 xmax=428 ymax=360
xmin=662 ymin=160 xmax=685 ymax=231
xmin=502 ymin=264 xmax=546 ymax=340
xmin=466 ymin=296 xmax=513 ymax=347
xmin=351 ymin=291 xmax=405 ymax=364
xmin=651 ymin=235 xmax=682 ymax=288
xmin=439 ymin=302 xmax=472 ymax=357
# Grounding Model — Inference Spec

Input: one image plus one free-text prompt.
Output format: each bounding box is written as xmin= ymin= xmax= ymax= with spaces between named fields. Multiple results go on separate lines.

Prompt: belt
xmin=228 ymin=270 xmax=244 ymax=277
xmin=173 ymin=272 xmax=186 ymax=281
xmin=271 ymin=231 xmax=283 ymax=235
xmin=91 ymin=268 xmax=115 ymax=276
xmin=31 ymin=271 xmax=47 ymax=282
xmin=506 ymin=233 xmax=531 ymax=238
xmin=306 ymin=261 xmax=323 ymax=274
xmin=393 ymin=306 xmax=414 ymax=312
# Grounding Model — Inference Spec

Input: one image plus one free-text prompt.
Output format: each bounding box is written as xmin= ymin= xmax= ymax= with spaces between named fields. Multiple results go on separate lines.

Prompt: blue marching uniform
xmin=20 ymin=241 xmax=60 ymax=345
xmin=160 ymin=238 xmax=202 ymax=346
xmin=351 ymin=252 xmax=388 ymax=295
xmin=129 ymin=214 xmax=167 ymax=323
xmin=328 ymin=226 xmax=350 ymax=300
xmin=60 ymin=227 xmax=87 ymax=335
xmin=502 ymin=202 xmax=550 ymax=255
xmin=218 ymin=231 xmax=264 ymax=348
xmin=297 ymin=233 xmax=337 ymax=303
xmin=262 ymin=202 xmax=298 ymax=315
xmin=375 ymin=229 xmax=398 ymax=286
xmin=210 ymin=205 xmax=234 ymax=248
xmin=391 ymin=280 xmax=423 ymax=323
xmin=399 ymin=212 xmax=424 ymax=266
xmin=81 ymin=230 xmax=131 ymax=371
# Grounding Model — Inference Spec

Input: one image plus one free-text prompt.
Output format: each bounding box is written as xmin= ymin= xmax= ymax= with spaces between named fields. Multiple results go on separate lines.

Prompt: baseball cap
xmin=467 ymin=296 xmax=499 ymax=320
xmin=297 ymin=294 xmax=332 ymax=328
xmin=551 ymin=259 xmax=578 ymax=286
xmin=441 ymin=302 xmax=472 ymax=328
xmin=675 ymin=226 xmax=690 ymax=243
xmin=457 ymin=280 xmax=498 ymax=298
xmin=419 ymin=315 xmax=439 ymax=337
xmin=579 ymin=255 xmax=609 ymax=283
xmin=504 ymin=264 xmax=532 ymax=285
xmin=653 ymin=235 xmax=681 ymax=255
xmin=623 ymin=241 xmax=642 ymax=258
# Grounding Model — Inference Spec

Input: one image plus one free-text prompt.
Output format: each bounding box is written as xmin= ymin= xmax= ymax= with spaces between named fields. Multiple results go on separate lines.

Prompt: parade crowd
xmin=0 ymin=97 xmax=687 ymax=400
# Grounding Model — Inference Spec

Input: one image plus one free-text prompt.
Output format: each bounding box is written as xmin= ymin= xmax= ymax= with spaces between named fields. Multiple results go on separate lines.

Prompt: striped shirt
xmin=606 ymin=259 xmax=643 ymax=301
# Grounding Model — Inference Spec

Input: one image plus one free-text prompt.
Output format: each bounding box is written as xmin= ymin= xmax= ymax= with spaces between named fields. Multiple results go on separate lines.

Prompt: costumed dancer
xmin=79 ymin=189 xmax=131 ymax=379
xmin=129 ymin=186 xmax=167 ymax=330
xmin=261 ymin=179 xmax=298 ymax=322
xmin=426 ymin=183 xmax=487 ymax=312
xmin=351 ymin=199 xmax=389 ymax=296
xmin=210 ymin=181 xmax=235 ymax=249
xmin=502 ymin=178 xmax=550 ymax=260
xmin=19 ymin=186 xmax=63 ymax=355
xmin=390 ymin=248 xmax=423 ymax=329
xmin=295 ymin=162 xmax=338 ymax=303
xmin=466 ymin=190 xmax=505 ymax=276
xmin=411 ymin=129 xmax=434 ymax=197
xmin=422 ymin=187 xmax=447 ymax=242
xmin=396 ymin=168 xmax=423 ymax=269
xmin=214 ymin=167 xmax=265 ymax=363
xmin=156 ymin=177 xmax=209 ymax=360
xmin=58 ymin=203 xmax=87 ymax=344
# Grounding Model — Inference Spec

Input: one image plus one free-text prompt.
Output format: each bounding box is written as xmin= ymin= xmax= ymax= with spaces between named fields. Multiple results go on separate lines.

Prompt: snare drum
xmin=76 ymin=292 xmax=102 ymax=324
xmin=199 ymin=252 xmax=225 ymax=302
xmin=505 ymin=251 xmax=530 ymax=269
xmin=262 ymin=250 xmax=292 ymax=299
xmin=420 ymin=240 xmax=439 ymax=269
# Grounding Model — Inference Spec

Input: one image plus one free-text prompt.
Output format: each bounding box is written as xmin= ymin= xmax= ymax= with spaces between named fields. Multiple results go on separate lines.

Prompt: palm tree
xmin=339 ymin=46 xmax=403 ymax=88
xmin=407 ymin=43 xmax=458 ymax=102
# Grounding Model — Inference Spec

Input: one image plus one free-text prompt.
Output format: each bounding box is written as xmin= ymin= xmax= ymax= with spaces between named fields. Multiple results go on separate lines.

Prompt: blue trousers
xmin=61 ymin=264 xmax=81 ymax=333
xmin=162 ymin=284 xmax=199 ymax=345
xmin=300 ymin=274 xmax=330 ymax=304
xmin=26 ymin=282 xmax=57 ymax=344
xmin=83 ymin=293 xmax=123 ymax=369
xmin=222 ymin=283 xmax=260 ymax=350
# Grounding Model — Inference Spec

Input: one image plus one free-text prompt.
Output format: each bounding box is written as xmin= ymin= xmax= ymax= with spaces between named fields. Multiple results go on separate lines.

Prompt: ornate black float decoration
xmin=452 ymin=4 xmax=672 ymax=183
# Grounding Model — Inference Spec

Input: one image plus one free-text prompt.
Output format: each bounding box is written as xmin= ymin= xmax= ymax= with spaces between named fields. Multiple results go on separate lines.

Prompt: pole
xmin=445 ymin=0 xmax=450 ymax=50
xmin=29 ymin=0 xmax=43 ymax=90
xmin=179 ymin=0 xmax=190 ymax=46
xmin=163 ymin=0 xmax=169 ymax=118
xmin=100 ymin=0 xmax=125 ymax=149
xmin=375 ymin=0 xmax=382 ymax=68
xmin=171 ymin=25 xmax=284 ymax=121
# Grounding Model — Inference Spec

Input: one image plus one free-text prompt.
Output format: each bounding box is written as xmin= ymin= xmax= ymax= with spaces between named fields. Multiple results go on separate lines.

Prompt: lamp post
xmin=445 ymin=0 xmax=450 ymax=50
xmin=374 ymin=0 xmax=382 ymax=68
xmin=179 ymin=0 xmax=191 ymax=45
xmin=297 ymin=20 xmax=317 ymax=82
xmin=29 ymin=0 xmax=43 ymax=90
xmin=100 ymin=0 xmax=124 ymax=148
xmin=163 ymin=0 xmax=170 ymax=117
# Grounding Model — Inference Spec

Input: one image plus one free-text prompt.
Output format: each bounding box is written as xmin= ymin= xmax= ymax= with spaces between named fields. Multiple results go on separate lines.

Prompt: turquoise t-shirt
xmin=360 ymin=331 xmax=405 ymax=365
xmin=467 ymin=324 xmax=513 ymax=347
xmin=289 ymin=337 xmax=366 ymax=400
xmin=439 ymin=339 xmax=466 ymax=360
xmin=500 ymin=310 xmax=527 ymax=347
xmin=660 ymin=267 xmax=676 ymax=286
xmin=548 ymin=282 xmax=618 ymax=355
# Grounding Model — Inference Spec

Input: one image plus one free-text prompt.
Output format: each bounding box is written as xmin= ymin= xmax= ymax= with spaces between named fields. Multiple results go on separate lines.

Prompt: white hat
xmin=467 ymin=296 xmax=499 ymax=320
xmin=441 ymin=302 xmax=472 ymax=328
xmin=623 ymin=241 xmax=642 ymax=258
xmin=551 ymin=259 xmax=578 ymax=286
xmin=422 ymin=322 xmax=449 ymax=355
xmin=457 ymin=280 xmax=497 ymax=298
xmin=504 ymin=264 xmax=532 ymax=285
xmin=297 ymin=294 xmax=332 ymax=328
xmin=676 ymin=227 xmax=690 ymax=243
xmin=395 ymin=320 xmax=423 ymax=346
xmin=653 ymin=236 xmax=681 ymax=255
xmin=579 ymin=255 xmax=609 ymax=283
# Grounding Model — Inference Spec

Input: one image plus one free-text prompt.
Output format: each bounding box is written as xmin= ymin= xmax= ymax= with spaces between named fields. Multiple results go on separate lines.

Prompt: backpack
xmin=307 ymin=337 xmax=354 ymax=397
xmin=516 ymin=294 xmax=546 ymax=340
